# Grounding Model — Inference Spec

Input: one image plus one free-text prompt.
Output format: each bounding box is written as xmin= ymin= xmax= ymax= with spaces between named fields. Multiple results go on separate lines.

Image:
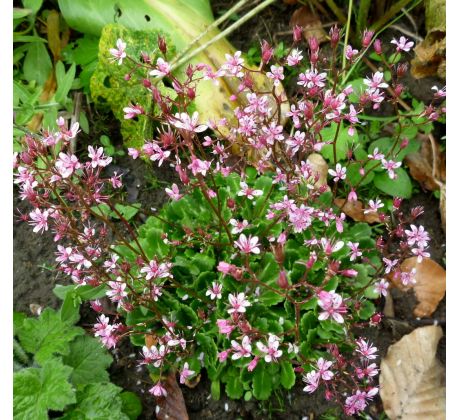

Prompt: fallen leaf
xmin=289 ymin=6 xmax=328 ymax=43
xmin=390 ymin=257 xmax=446 ymax=318
xmin=410 ymin=0 xmax=445 ymax=79
xmin=404 ymin=134 xmax=445 ymax=191
xmin=334 ymin=198 xmax=380 ymax=223
xmin=307 ymin=153 xmax=329 ymax=189
xmin=156 ymin=371 xmax=189 ymax=420
xmin=380 ymin=325 xmax=445 ymax=420
xmin=439 ymin=183 xmax=446 ymax=232
xmin=184 ymin=373 xmax=201 ymax=388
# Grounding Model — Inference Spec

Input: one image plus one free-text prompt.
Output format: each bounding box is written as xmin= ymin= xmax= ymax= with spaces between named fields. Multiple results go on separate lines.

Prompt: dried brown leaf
xmin=47 ymin=10 xmax=62 ymax=62
xmin=156 ymin=371 xmax=189 ymax=420
xmin=439 ymin=183 xmax=446 ymax=232
xmin=289 ymin=6 xmax=327 ymax=43
xmin=333 ymin=198 xmax=380 ymax=223
xmin=380 ymin=325 xmax=445 ymax=420
xmin=390 ymin=257 xmax=446 ymax=318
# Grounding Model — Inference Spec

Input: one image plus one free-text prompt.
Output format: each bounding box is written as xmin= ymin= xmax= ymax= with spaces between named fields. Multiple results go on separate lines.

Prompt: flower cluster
xmin=13 ymin=25 xmax=444 ymax=416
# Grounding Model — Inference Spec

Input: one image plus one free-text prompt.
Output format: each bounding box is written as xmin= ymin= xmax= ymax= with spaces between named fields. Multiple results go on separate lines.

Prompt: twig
xmin=70 ymin=92 xmax=82 ymax=154
xmin=341 ymin=0 xmax=353 ymax=71
xmin=371 ymin=0 xmax=415 ymax=32
xmin=390 ymin=24 xmax=423 ymax=42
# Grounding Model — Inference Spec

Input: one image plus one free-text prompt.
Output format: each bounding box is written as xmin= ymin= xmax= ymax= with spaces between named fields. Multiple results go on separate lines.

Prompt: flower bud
xmin=158 ymin=35 xmax=167 ymax=54
xmin=393 ymin=197 xmax=402 ymax=209
xmin=362 ymin=29 xmax=374 ymax=48
xmin=341 ymin=269 xmax=358 ymax=278
xmin=124 ymin=73 xmax=131 ymax=81
xmin=274 ymin=244 xmax=285 ymax=265
xmin=397 ymin=63 xmax=409 ymax=77
xmin=261 ymin=40 xmax=274 ymax=63
xmin=348 ymin=189 xmax=358 ymax=202
xmin=373 ymin=39 xmax=382 ymax=55
xmin=400 ymin=138 xmax=409 ymax=149
xmin=90 ymin=300 xmax=103 ymax=312
xmin=393 ymin=84 xmax=404 ymax=97
xmin=359 ymin=167 xmax=365 ymax=176
xmin=370 ymin=312 xmax=383 ymax=325
xmin=143 ymin=78 xmax=152 ymax=89
xmin=329 ymin=25 xmax=340 ymax=47
xmin=294 ymin=366 xmax=305 ymax=373
xmin=186 ymin=87 xmax=196 ymax=100
xmin=227 ymin=198 xmax=235 ymax=210
xmin=308 ymin=36 xmax=319 ymax=53
xmin=293 ymin=25 xmax=303 ymax=42
xmin=277 ymin=270 xmax=289 ymax=289
xmin=20 ymin=152 xmax=33 ymax=165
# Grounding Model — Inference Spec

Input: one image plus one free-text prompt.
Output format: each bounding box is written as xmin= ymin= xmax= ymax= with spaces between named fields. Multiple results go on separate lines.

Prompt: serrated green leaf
xmin=14 ymin=359 xmax=75 ymax=420
xmin=63 ymin=335 xmax=113 ymax=386
xmin=17 ymin=308 xmax=84 ymax=364
xmin=300 ymin=312 xmax=317 ymax=337
xmin=120 ymin=391 xmax=142 ymax=420
xmin=280 ymin=361 xmax=296 ymax=389
xmin=13 ymin=311 xmax=26 ymax=336
xmin=252 ymin=364 xmax=272 ymax=400
xmin=61 ymin=292 xmax=81 ymax=325
xmin=53 ymin=284 xmax=107 ymax=301
xmin=225 ymin=373 xmax=244 ymax=399
xmin=61 ymin=382 xmax=129 ymax=420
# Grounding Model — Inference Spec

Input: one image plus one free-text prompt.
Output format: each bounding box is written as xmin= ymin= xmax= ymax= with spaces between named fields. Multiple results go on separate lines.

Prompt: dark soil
xmin=13 ymin=1 xmax=446 ymax=419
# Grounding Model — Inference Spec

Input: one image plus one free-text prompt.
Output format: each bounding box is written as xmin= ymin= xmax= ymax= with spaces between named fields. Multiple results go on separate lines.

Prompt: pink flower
xmin=347 ymin=242 xmax=362 ymax=261
xmin=364 ymin=198 xmax=384 ymax=214
xmin=106 ymin=279 xmax=128 ymax=304
xmin=222 ymin=51 xmax=244 ymax=77
xmin=29 ymin=208 xmax=49 ymax=233
xmin=316 ymin=357 xmax=334 ymax=380
xmin=109 ymin=38 xmax=126 ymax=65
xmin=400 ymin=268 xmax=417 ymax=286
xmin=374 ymin=279 xmax=389 ymax=297
xmin=228 ymin=292 xmax=251 ymax=314
xmin=356 ymin=363 xmax=378 ymax=379
xmin=149 ymin=58 xmax=171 ymax=77
xmin=405 ymin=224 xmax=430 ymax=247
xmin=123 ymin=104 xmax=144 ymax=119
xmin=391 ymin=36 xmax=414 ymax=52
xmin=355 ymin=338 xmax=378 ymax=360
xmin=317 ymin=290 xmax=347 ymax=323
xmin=88 ymin=146 xmax=112 ymax=168
xmin=431 ymin=85 xmax=446 ymax=98
xmin=234 ymin=234 xmax=261 ymax=254
xmin=248 ymin=356 xmax=260 ymax=372
xmin=364 ymin=71 xmax=389 ymax=92
xmin=231 ymin=336 xmax=252 ymax=359
xmin=128 ymin=148 xmax=140 ymax=159
xmin=218 ymin=350 xmax=230 ymax=362
xmin=328 ymin=163 xmax=347 ymax=182
xmin=229 ymin=218 xmax=249 ymax=234
xmin=206 ymin=282 xmax=223 ymax=300
xmin=149 ymin=382 xmax=168 ymax=397
xmin=302 ymin=370 xmax=320 ymax=393
xmin=188 ymin=157 xmax=211 ymax=176
xmin=256 ymin=334 xmax=283 ymax=363
xmin=267 ymin=65 xmax=284 ymax=86
xmin=381 ymin=159 xmax=401 ymax=179
xmin=55 ymin=152 xmax=81 ymax=178
xmin=217 ymin=319 xmax=235 ymax=336
xmin=287 ymin=49 xmax=303 ymax=66
xmin=382 ymin=257 xmax=398 ymax=274
xmin=345 ymin=45 xmax=359 ymax=60
xmin=179 ymin=362 xmax=195 ymax=384
xmin=412 ymin=246 xmax=430 ymax=262
xmin=297 ymin=69 xmax=326 ymax=89
xmin=238 ymin=181 xmax=263 ymax=200
xmin=140 ymin=260 xmax=172 ymax=280
xmin=368 ymin=147 xmax=384 ymax=161
xmin=165 ymin=183 xmax=183 ymax=201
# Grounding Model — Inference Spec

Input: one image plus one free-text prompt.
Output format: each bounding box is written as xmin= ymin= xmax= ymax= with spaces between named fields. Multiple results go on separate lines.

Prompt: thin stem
xmin=341 ymin=0 xmax=353 ymax=72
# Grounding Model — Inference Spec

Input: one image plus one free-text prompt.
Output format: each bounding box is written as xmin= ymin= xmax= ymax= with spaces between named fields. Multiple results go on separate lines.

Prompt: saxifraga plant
xmin=14 ymin=24 xmax=444 ymax=416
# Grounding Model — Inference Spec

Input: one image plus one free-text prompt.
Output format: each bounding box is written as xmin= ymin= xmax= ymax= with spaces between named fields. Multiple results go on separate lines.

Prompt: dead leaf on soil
xmin=380 ymin=325 xmax=445 ymax=420
xmin=389 ymin=257 xmax=446 ymax=318
xmin=307 ymin=153 xmax=329 ymax=189
xmin=404 ymin=134 xmax=445 ymax=192
xmin=333 ymin=198 xmax=380 ymax=224
xmin=411 ymin=0 xmax=445 ymax=79
xmin=289 ymin=6 xmax=328 ymax=43
xmin=156 ymin=371 xmax=189 ymax=420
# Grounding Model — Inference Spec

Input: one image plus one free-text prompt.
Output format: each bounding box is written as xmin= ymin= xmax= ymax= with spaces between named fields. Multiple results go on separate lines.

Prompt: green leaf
xmin=374 ymin=168 xmax=412 ymax=198
xmin=22 ymin=0 xmax=43 ymax=14
xmin=300 ymin=312 xmax=317 ymax=337
xmin=13 ymin=8 xmax=32 ymax=19
xmin=211 ymin=380 xmax=221 ymax=400
xmin=113 ymin=203 xmax=141 ymax=221
xmin=13 ymin=311 xmax=26 ymax=336
xmin=348 ymin=222 xmax=372 ymax=241
xmin=55 ymin=62 xmax=76 ymax=104
xmin=225 ymin=373 xmax=244 ymax=399
xmin=63 ymin=335 xmax=113 ymax=386
xmin=120 ymin=391 xmax=142 ymax=420
xmin=23 ymin=41 xmax=52 ymax=86
xmin=176 ymin=304 xmax=199 ymax=327
xmin=320 ymin=122 xmax=357 ymax=162
xmin=14 ymin=359 xmax=76 ymax=420
xmin=60 ymin=292 xmax=81 ymax=325
xmin=17 ymin=308 xmax=84 ymax=364
xmin=280 ymin=361 xmax=296 ymax=389
xmin=53 ymin=284 xmax=107 ymax=301
xmin=61 ymin=382 xmax=129 ymax=420
xmin=358 ymin=300 xmax=376 ymax=320
xmin=252 ymin=364 xmax=272 ymax=400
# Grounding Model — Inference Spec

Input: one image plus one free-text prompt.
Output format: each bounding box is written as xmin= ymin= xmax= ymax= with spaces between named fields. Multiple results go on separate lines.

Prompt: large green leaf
xmin=280 ymin=361 xmax=296 ymax=390
xmin=252 ymin=364 xmax=273 ymax=400
xmin=17 ymin=308 xmax=84 ymax=364
xmin=320 ymin=122 xmax=357 ymax=162
xmin=14 ymin=359 xmax=76 ymax=420
xmin=63 ymin=335 xmax=113 ymax=386
xmin=22 ymin=40 xmax=52 ymax=86
xmin=374 ymin=167 xmax=413 ymax=198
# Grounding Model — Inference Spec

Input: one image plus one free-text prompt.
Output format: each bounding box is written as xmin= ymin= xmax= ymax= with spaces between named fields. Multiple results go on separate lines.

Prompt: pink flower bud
xmin=359 ymin=167 xmax=365 ymax=176
xmin=124 ymin=74 xmax=131 ymax=81
xmin=362 ymin=29 xmax=374 ymax=48
xmin=157 ymin=35 xmax=167 ymax=54
xmin=90 ymin=300 xmax=103 ymax=312
xmin=348 ymin=189 xmax=358 ymax=202
xmin=373 ymin=39 xmax=382 ymax=54
xmin=370 ymin=312 xmax=383 ymax=325
xmin=261 ymin=40 xmax=274 ymax=63
xmin=329 ymin=25 xmax=340 ymax=47
xmin=394 ymin=84 xmax=404 ymax=97
xmin=218 ymin=350 xmax=229 ymax=362
xmin=143 ymin=78 xmax=152 ymax=89
xmin=341 ymin=269 xmax=358 ymax=278
xmin=293 ymin=25 xmax=303 ymax=42
xmin=397 ymin=63 xmax=409 ymax=77
xmin=227 ymin=198 xmax=235 ymax=210
xmin=294 ymin=366 xmax=304 ymax=373
xmin=248 ymin=356 xmax=259 ymax=372
xmin=277 ymin=270 xmax=289 ymax=289
xmin=400 ymin=138 xmax=409 ymax=149
xmin=308 ymin=36 xmax=319 ymax=53
xmin=393 ymin=197 xmax=402 ymax=209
